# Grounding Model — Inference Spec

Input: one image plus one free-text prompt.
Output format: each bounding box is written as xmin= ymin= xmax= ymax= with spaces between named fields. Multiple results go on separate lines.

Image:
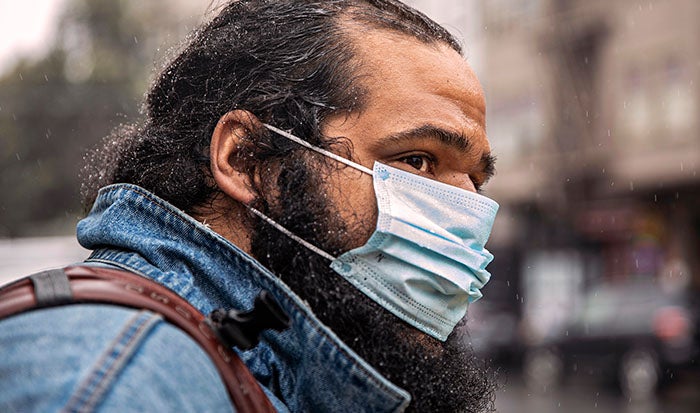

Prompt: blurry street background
xmin=1 ymin=1 xmax=699 ymax=412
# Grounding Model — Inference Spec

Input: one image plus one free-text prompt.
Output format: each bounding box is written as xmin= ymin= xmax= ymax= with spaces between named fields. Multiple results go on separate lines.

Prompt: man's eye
xmin=400 ymin=155 xmax=431 ymax=172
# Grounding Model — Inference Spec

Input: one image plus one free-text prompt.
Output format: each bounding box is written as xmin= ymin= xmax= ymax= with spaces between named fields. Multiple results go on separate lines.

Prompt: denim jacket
xmin=0 ymin=184 xmax=411 ymax=412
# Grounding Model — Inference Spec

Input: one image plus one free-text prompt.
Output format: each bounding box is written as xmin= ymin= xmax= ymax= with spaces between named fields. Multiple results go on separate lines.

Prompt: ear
xmin=210 ymin=110 xmax=260 ymax=204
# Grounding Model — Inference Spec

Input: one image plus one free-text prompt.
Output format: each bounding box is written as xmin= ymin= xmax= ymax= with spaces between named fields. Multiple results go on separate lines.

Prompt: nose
xmin=443 ymin=172 xmax=476 ymax=193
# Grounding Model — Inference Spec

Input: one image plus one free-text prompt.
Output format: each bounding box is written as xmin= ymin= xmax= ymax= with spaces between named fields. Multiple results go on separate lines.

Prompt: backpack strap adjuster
xmin=29 ymin=269 xmax=73 ymax=307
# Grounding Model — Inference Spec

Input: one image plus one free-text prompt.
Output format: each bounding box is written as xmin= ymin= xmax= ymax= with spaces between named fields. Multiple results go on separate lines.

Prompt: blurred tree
xmin=0 ymin=0 xmax=201 ymax=237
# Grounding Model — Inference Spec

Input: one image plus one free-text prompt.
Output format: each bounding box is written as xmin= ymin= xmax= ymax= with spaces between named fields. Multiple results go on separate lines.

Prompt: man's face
xmin=250 ymin=30 xmax=496 ymax=412
xmin=319 ymin=30 xmax=494 ymax=238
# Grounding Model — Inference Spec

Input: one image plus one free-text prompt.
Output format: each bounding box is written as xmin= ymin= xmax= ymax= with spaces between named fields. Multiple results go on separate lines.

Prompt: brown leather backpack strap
xmin=0 ymin=266 xmax=276 ymax=413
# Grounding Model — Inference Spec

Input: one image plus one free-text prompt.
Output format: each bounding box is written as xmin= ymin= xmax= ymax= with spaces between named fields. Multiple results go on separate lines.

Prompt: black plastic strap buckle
xmin=208 ymin=290 xmax=291 ymax=351
xmin=30 ymin=269 xmax=74 ymax=307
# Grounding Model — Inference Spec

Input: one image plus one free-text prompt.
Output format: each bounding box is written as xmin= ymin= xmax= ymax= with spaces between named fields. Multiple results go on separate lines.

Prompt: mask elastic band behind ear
xmin=247 ymin=206 xmax=336 ymax=262
xmin=263 ymin=124 xmax=374 ymax=176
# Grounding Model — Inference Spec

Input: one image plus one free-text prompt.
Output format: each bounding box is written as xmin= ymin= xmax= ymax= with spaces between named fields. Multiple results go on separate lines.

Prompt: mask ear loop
xmin=246 ymin=206 xmax=336 ymax=262
xmin=247 ymin=124 xmax=375 ymax=262
xmin=262 ymin=124 xmax=374 ymax=176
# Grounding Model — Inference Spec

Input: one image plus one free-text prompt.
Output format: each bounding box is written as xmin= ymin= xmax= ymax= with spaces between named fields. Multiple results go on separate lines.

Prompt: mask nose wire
xmin=262 ymin=124 xmax=374 ymax=176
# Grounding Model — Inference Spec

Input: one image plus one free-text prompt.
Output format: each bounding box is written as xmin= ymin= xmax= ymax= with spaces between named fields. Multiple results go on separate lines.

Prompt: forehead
xmin=333 ymin=28 xmax=487 ymax=150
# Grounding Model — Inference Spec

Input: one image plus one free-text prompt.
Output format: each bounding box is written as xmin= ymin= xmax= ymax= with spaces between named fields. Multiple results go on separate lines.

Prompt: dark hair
xmin=82 ymin=0 xmax=461 ymax=212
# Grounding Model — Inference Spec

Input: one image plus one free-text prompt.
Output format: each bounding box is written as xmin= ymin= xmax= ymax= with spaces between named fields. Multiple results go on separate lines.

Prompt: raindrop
xmin=629 ymin=181 xmax=635 ymax=191
xmin=18 ymin=73 xmax=23 ymax=80
xmin=134 ymin=36 xmax=138 ymax=44
xmin=44 ymin=74 xmax=49 ymax=82
xmin=16 ymin=153 xmax=21 ymax=160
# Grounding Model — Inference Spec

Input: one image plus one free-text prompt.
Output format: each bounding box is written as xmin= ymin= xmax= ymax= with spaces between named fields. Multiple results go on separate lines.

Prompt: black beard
xmin=249 ymin=162 xmax=496 ymax=413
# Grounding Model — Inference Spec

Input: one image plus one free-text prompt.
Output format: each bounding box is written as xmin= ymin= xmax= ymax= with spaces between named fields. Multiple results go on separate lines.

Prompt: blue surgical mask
xmin=250 ymin=124 xmax=499 ymax=341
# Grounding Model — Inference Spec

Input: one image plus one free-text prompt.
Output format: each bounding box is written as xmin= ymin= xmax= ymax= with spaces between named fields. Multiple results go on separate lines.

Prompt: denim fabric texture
xmin=0 ymin=305 xmax=233 ymax=412
xmin=0 ymin=184 xmax=411 ymax=412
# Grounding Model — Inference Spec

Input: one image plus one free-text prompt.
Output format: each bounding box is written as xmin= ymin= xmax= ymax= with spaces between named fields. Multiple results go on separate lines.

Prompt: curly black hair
xmin=82 ymin=0 xmax=460 ymax=213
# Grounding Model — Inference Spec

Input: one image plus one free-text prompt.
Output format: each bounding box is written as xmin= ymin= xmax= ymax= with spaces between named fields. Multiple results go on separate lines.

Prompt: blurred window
xmin=619 ymin=57 xmax=695 ymax=147
xmin=488 ymin=94 xmax=543 ymax=164
xmin=662 ymin=58 xmax=695 ymax=138
xmin=578 ymin=282 xmax=669 ymax=335
xmin=482 ymin=0 xmax=541 ymax=36
xmin=620 ymin=66 xmax=651 ymax=143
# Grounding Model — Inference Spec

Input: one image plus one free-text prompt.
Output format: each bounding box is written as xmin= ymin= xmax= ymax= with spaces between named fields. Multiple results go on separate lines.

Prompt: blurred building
xmin=409 ymin=0 xmax=700 ymax=340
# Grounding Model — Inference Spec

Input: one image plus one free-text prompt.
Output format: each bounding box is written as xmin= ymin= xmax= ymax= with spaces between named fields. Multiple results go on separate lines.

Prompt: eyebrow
xmin=374 ymin=124 xmax=471 ymax=152
xmin=371 ymin=124 xmax=497 ymax=180
xmin=481 ymin=152 xmax=497 ymax=183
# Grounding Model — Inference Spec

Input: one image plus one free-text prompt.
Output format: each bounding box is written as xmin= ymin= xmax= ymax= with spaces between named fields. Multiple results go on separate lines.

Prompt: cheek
xmin=325 ymin=168 xmax=378 ymax=247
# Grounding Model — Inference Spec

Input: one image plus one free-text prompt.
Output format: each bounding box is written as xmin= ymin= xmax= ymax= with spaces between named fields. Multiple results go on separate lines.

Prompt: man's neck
xmin=192 ymin=196 xmax=254 ymax=254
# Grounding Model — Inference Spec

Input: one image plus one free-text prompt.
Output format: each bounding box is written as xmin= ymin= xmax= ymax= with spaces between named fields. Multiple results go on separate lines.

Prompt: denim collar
xmin=77 ymin=184 xmax=410 ymax=412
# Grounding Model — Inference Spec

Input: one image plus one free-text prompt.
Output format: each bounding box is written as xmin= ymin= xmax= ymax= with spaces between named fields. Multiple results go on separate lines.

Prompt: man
xmin=0 ymin=1 xmax=498 ymax=411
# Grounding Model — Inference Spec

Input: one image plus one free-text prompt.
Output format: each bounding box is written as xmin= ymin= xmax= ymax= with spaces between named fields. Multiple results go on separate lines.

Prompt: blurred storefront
xmin=473 ymin=0 xmax=700 ymax=337
xmin=405 ymin=6 xmax=700 ymax=392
